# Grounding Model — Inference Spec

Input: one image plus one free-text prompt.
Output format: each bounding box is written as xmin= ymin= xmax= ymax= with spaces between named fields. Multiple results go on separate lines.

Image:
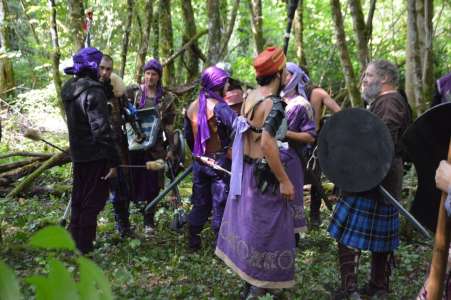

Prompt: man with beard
xmin=126 ymin=59 xmax=178 ymax=237
xmin=184 ymin=66 xmax=236 ymax=251
xmin=98 ymin=55 xmax=133 ymax=238
xmin=62 ymin=47 xmax=119 ymax=254
xmin=328 ymin=60 xmax=411 ymax=299
xmin=215 ymin=47 xmax=297 ymax=298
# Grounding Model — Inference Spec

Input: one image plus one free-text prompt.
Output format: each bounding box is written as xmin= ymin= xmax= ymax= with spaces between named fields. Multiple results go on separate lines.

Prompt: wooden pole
xmin=426 ymin=139 xmax=451 ymax=299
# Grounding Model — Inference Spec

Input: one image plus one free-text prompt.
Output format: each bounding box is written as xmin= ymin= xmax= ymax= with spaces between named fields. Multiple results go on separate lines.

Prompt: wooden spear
xmin=426 ymin=139 xmax=451 ymax=299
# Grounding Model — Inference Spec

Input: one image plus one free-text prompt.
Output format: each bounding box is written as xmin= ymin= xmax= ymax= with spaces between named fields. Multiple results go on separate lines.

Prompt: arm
xmin=85 ymin=87 xmax=120 ymax=167
xmin=285 ymin=130 xmax=315 ymax=144
xmin=313 ymin=88 xmax=341 ymax=113
xmin=285 ymin=102 xmax=316 ymax=144
xmin=260 ymin=99 xmax=294 ymax=200
xmin=162 ymin=94 xmax=178 ymax=156
xmin=183 ymin=113 xmax=194 ymax=151
xmin=436 ymin=160 xmax=451 ymax=193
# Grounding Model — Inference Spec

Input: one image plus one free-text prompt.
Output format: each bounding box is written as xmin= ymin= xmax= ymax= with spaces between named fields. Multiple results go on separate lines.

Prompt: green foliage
xmin=0 ymin=224 xmax=114 ymax=299
xmin=0 ymin=260 xmax=22 ymax=300
xmin=28 ymin=225 xmax=75 ymax=251
xmin=27 ymin=259 xmax=78 ymax=300
xmin=78 ymin=257 xmax=114 ymax=300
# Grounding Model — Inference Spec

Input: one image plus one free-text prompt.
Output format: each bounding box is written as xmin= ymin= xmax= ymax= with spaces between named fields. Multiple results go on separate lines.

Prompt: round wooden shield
xmin=402 ymin=102 xmax=451 ymax=232
xmin=318 ymin=108 xmax=394 ymax=193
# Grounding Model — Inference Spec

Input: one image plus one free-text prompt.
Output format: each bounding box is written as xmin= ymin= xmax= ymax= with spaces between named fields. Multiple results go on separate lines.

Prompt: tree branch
xmin=162 ymin=30 xmax=208 ymax=67
xmin=220 ymin=0 xmax=240 ymax=59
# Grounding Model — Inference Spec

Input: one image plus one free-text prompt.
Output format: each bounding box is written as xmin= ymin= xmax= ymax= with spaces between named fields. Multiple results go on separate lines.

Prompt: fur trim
xmin=110 ymin=73 xmax=126 ymax=97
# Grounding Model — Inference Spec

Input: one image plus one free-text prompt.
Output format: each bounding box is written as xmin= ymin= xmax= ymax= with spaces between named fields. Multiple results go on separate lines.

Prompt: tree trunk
xmin=220 ymin=0 xmax=240 ymax=59
xmin=120 ymin=0 xmax=134 ymax=79
xmin=330 ymin=0 xmax=362 ymax=107
xmin=7 ymin=151 xmax=70 ymax=198
xmin=159 ymin=0 xmax=175 ymax=86
xmin=67 ymin=0 xmax=85 ymax=52
xmin=0 ymin=0 xmax=15 ymax=96
xmin=348 ymin=0 xmax=370 ymax=72
xmin=293 ymin=0 xmax=307 ymax=67
xmin=181 ymin=0 xmax=199 ymax=81
xmin=421 ymin=0 xmax=434 ymax=111
xmin=48 ymin=0 xmax=64 ymax=118
xmin=406 ymin=0 xmax=422 ymax=115
xmin=207 ymin=0 xmax=222 ymax=65
xmin=134 ymin=0 xmax=153 ymax=83
xmin=19 ymin=0 xmax=40 ymax=45
xmin=152 ymin=0 xmax=160 ymax=59
xmin=248 ymin=0 xmax=264 ymax=53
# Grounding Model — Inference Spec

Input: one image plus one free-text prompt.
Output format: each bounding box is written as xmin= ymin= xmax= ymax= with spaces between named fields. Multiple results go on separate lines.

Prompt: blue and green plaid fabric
xmin=328 ymin=195 xmax=400 ymax=252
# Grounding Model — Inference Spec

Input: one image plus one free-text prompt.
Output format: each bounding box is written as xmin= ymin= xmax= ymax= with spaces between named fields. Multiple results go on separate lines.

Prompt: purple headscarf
xmin=193 ymin=66 xmax=230 ymax=156
xmin=64 ymin=47 xmax=103 ymax=77
xmin=139 ymin=59 xmax=164 ymax=108
xmin=281 ymin=62 xmax=310 ymax=99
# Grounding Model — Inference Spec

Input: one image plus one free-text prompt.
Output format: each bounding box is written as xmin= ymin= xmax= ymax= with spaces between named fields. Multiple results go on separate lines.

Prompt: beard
xmin=362 ymin=80 xmax=382 ymax=104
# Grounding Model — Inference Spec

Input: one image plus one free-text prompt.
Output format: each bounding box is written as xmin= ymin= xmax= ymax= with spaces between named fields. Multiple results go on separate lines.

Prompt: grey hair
xmin=369 ymin=60 xmax=399 ymax=87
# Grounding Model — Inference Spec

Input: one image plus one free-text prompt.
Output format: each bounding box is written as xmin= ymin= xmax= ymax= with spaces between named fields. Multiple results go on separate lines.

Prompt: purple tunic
xmin=282 ymin=96 xmax=316 ymax=232
xmin=215 ymin=116 xmax=297 ymax=289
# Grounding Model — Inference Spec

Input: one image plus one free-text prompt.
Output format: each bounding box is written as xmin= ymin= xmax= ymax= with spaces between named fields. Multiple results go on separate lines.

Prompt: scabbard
xmin=145 ymin=164 xmax=193 ymax=213
xmin=379 ymin=185 xmax=432 ymax=240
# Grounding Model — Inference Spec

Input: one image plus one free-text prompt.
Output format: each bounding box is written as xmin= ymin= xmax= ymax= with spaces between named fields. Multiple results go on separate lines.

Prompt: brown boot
xmin=360 ymin=252 xmax=393 ymax=299
xmin=334 ymin=244 xmax=361 ymax=300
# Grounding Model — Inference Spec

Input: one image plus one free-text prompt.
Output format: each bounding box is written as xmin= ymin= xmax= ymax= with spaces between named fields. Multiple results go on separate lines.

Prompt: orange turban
xmin=253 ymin=47 xmax=286 ymax=77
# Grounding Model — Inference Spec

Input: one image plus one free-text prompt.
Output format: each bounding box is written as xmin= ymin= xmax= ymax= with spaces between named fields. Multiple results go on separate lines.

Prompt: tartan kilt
xmin=328 ymin=195 xmax=400 ymax=252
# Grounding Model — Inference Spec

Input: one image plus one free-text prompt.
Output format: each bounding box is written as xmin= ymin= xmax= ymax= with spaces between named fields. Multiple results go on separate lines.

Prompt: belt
xmin=244 ymin=155 xmax=259 ymax=164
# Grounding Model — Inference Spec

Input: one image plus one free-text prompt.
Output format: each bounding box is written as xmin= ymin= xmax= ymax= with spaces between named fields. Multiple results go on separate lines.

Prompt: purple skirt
xmin=280 ymin=147 xmax=307 ymax=233
xmin=215 ymin=161 xmax=296 ymax=289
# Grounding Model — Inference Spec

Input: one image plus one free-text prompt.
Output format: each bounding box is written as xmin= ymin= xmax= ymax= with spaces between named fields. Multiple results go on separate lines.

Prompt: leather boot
xmin=360 ymin=252 xmax=391 ymax=299
xmin=187 ymin=224 xmax=202 ymax=251
xmin=334 ymin=244 xmax=361 ymax=300
xmin=113 ymin=200 xmax=133 ymax=238
xmin=310 ymin=185 xmax=322 ymax=228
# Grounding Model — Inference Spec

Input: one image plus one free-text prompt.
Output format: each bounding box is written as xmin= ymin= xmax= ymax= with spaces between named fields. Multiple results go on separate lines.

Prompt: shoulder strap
xmin=245 ymin=96 xmax=272 ymax=121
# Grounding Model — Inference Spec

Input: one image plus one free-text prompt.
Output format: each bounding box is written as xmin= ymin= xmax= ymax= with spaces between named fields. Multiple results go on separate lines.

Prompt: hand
xmin=435 ymin=160 xmax=451 ymax=193
xmin=166 ymin=150 xmax=174 ymax=161
xmin=102 ymin=168 xmax=117 ymax=180
xmin=279 ymin=178 xmax=295 ymax=201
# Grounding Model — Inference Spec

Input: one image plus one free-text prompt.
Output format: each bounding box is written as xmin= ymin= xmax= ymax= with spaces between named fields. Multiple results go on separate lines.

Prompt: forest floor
xmin=0 ymin=170 xmax=432 ymax=300
xmin=0 ymin=86 xmax=432 ymax=299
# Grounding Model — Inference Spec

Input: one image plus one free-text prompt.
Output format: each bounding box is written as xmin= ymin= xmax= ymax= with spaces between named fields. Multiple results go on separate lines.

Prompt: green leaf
xmin=28 ymin=225 xmax=75 ymax=251
xmin=78 ymin=257 xmax=113 ymax=300
xmin=0 ymin=260 xmax=22 ymax=300
xmin=27 ymin=275 xmax=53 ymax=300
xmin=27 ymin=259 xmax=79 ymax=300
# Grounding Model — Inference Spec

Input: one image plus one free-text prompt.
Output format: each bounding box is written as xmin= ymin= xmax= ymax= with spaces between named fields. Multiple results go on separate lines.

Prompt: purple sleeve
xmin=286 ymin=104 xmax=316 ymax=137
xmin=214 ymin=102 xmax=237 ymax=129
xmin=214 ymin=102 xmax=237 ymax=148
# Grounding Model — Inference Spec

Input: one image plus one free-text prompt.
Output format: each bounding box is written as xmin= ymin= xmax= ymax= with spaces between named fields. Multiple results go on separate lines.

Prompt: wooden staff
xmin=426 ymin=139 xmax=451 ymax=299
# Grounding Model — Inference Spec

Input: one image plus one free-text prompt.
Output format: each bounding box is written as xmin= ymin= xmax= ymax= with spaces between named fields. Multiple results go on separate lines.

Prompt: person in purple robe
xmin=62 ymin=47 xmax=120 ymax=254
xmin=184 ymin=66 xmax=237 ymax=251
xmin=126 ymin=59 xmax=178 ymax=237
xmin=215 ymin=47 xmax=297 ymax=298
xmin=281 ymin=62 xmax=317 ymax=234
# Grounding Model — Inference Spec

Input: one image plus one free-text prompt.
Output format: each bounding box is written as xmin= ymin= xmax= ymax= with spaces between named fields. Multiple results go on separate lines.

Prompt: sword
xmin=379 ymin=186 xmax=432 ymax=240
xmin=145 ymin=164 xmax=193 ymax=213
xmin=194 ymin=155 xmax=232 ymax=176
